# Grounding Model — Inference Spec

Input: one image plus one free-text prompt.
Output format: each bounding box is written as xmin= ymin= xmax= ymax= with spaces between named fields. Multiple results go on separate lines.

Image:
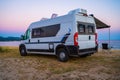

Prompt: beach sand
xmin=0 ymin=47 xmax=120 ymax=80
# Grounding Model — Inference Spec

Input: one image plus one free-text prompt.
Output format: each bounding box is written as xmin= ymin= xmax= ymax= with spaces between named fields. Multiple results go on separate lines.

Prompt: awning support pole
xmin=109 ymin=27 xmax=111 ymax=49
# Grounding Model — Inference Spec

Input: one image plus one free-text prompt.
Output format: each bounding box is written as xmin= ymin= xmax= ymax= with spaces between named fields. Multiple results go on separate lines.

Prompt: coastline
xmin=0 ymin=40 xmax=120 ymax=49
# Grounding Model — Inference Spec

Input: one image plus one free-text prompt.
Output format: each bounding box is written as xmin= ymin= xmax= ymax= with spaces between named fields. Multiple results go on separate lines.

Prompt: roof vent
xmin=40 ymin=18 xmax=48 ymax=21
xmin=68 ymin=8 xmax=87 ymax=15
xmin=51 ymin=13 xmax=58 ymax=18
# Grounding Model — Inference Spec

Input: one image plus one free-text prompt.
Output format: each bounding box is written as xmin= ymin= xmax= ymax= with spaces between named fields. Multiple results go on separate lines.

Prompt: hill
xmin=0 ymin=36 xmax=20 ymax=41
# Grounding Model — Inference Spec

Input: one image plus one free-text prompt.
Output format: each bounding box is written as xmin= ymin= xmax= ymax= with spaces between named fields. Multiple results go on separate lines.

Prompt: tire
xmin=57 ymin=48 xmax=69 ymax=62
xmin=19 ymin=46 xmax=27 ymax=56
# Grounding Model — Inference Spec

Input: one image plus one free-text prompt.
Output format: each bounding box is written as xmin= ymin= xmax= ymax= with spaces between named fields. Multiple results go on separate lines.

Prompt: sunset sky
xmin=0 ymin=0 xmax=120 ymax=40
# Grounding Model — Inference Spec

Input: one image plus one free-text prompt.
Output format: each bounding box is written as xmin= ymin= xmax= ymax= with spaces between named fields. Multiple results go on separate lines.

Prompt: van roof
xmin=29 ymin=14 xmax=74 ymax=29
xmin=29 ymin=8 xmax=110 ymax=29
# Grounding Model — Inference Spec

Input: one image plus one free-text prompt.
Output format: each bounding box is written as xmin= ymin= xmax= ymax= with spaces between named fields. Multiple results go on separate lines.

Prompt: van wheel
xmin=19 ymin=46 xmax=27 ymax=56
xmin=57 ymin=48 xmax=69 ymax=62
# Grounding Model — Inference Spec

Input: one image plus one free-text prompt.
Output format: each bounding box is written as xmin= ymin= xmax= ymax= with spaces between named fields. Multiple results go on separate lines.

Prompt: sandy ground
xmin=0 ymin=48 xmax=120 ymax=80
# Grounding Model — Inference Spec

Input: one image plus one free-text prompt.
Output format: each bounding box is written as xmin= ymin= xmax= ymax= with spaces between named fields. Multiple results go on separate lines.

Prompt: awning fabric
xmin=94 ymin=17 xmax=110 ymax=29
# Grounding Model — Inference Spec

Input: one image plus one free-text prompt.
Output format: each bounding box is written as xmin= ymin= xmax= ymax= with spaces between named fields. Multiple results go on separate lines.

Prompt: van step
xmin=78 ymin=51 xmax=96 ymax=56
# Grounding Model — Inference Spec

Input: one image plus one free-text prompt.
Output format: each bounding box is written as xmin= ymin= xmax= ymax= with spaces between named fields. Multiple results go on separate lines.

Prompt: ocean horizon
xmin=0 ymin=40 xmax=120 ymax=49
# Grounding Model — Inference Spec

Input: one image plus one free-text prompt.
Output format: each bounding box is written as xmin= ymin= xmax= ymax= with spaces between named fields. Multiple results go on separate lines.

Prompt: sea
xmin=0 ymin=40 xmax=120 ymax=49
xmin=98 ymin=40 xmax=120 ymax=49
xmin=0 ymin=41 xmax=20 ymax=47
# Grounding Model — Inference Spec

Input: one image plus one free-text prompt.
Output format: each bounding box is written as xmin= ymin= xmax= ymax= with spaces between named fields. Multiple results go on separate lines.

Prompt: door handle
xmin=89 ymin=36 xmax=91 ymax=40
xmin=38 ymin=40 xmax=40 ymax=43
xmin=29 ymin=39 xmax=30 ymax=43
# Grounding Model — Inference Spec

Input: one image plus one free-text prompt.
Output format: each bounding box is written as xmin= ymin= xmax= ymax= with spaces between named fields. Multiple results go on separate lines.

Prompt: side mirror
xmin=20 ymin=35 xmax=24 ymax=40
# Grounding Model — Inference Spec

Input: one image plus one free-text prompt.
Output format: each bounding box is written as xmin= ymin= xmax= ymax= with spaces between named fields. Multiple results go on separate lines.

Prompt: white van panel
xmin=30 ymin=14 xmax=74 ymax=29
xmin=78 ymin=35 xmax=96 ymax=49
xmin=57 ymin=22 xmax=74 ymax=45
xmin=76 ymin=14 xmax=95 ymax=24
xmin=76 ymin=14 xmax=96 ymax=50
xmin=26 ymin=44 xmax=49 ymax=50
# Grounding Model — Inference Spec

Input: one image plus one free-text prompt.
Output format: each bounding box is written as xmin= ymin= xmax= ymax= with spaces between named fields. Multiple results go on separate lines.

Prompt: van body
xmin=19 ymin=9 xmax=98 ymax=62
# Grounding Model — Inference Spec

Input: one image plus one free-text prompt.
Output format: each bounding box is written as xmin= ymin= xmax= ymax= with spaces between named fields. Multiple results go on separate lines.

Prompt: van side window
xmin=87 ymin=25 xmax=94 ymax=33
xmin=32 ymin=29 xmax=41 ymax=37
xmin=32 ymin=24 xmax=60 ymax=38
xmin=78 ymin=24 xmax=85 ymax=34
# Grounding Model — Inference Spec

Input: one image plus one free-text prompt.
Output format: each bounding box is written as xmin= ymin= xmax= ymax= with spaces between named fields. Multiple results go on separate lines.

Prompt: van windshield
xmin=22 ymin=29 xmax=30 ymax=40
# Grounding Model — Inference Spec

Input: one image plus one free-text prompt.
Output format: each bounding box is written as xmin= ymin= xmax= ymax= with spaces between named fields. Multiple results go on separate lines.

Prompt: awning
xmin=94 ymin=17 xmax=110 ymax=29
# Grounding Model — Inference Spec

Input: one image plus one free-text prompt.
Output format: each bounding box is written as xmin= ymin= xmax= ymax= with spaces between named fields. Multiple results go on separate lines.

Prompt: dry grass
xmin=0 ymin=46 xmax=19 ymax=57
xmin=0 ymin=46 xmax=120 ymax=80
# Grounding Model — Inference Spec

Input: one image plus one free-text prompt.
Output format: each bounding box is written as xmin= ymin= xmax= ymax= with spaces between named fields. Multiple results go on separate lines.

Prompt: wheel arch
xmin=19 ymin=44 xmax=27 ymax=56
xmin=19 ymin=44 xmax=25 ymax=48
xmin=19 ymin=44 xmax=26 ymax=51
xmin=55 ymin=44 xmax=69 ymax=55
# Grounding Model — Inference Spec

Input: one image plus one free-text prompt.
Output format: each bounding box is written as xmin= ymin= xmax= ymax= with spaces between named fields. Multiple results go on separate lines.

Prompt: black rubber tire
xmin=19 ymin=46 xmax=27 ymax=56
xmin=57 ymin=48 xmax=69 ymax=62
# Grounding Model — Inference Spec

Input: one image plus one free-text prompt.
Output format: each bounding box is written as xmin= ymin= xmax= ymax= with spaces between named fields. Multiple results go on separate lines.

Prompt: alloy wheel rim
xmin=60 ymin=52 xmax=65 ymax=59
xmin=21 ymin=48 xmax=25 ymax=53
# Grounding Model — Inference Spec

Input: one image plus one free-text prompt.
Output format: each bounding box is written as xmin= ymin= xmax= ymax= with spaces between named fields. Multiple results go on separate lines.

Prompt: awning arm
xmin=90 ymin=14 xmax=110 ymax=29
xmin=94 ymin=17 xmax=110 ymax=29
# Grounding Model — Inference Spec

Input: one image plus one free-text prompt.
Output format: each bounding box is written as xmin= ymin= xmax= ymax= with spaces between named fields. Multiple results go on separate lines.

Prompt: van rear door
xmin=77 ymin=23 xmax=96 ymax=49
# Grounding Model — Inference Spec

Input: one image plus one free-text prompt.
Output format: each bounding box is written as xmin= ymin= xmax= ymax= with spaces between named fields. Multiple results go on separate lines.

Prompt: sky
xmin=0 ymin=0 xmax=120 ymax=40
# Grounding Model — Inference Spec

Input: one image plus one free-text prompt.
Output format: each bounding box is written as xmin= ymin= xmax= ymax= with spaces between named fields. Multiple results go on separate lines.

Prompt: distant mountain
xmin=0 ymin=36 xmax=20 ymax=41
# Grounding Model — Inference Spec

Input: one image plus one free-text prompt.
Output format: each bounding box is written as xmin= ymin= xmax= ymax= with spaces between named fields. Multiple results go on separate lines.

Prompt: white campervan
xmin=19 ymin=9 xmax=98 ymax=62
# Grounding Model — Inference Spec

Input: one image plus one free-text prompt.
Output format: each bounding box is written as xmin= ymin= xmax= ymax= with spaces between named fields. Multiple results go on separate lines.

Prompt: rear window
xmin=77 ymin=23 xmax=95 ymax=34
xmin=77 ymin=24 xmax=85 ymax=34
xmin=87 ymin=25 xmax=95 ymax=34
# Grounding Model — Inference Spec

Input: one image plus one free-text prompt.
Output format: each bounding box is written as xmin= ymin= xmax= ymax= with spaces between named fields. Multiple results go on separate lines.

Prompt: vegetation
xmin=0 ymin=46 xmax=19 ymax=57
xmin=0 ymin=36 xmax=20 ymax=41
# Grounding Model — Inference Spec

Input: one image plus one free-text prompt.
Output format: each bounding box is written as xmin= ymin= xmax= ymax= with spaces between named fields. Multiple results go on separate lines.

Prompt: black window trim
xmin=87 ymin=25 xmax=95 ymax=34
xmin=77 ymin=24 xmax=86 ymax=34
xmin=77 ymin=22 xmax=95 ymax=35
